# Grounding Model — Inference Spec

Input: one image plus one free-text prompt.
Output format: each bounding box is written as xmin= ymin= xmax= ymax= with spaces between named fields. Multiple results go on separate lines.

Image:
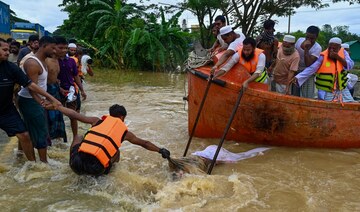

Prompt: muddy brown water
xmin=0 ymin=72 xmax=360 ymax=211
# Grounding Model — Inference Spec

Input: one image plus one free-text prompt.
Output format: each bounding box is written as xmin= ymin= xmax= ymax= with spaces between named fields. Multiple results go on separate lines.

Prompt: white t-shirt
xmin=295 ymin=37 xmax=322 ymax=70
xmin=217 ymin=34 xmax=228 ymax=49
xmin=227 ymin=32 xmax=246 ymax=52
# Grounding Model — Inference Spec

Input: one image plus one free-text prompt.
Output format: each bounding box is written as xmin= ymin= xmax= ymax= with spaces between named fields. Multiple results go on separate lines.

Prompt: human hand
xmin=290 ymin=77 xmax=298 ymax=85
xmin=210 ymin=65 xmax=218 ymax=75
xmin=81 ymin=91 xmax=87 ymax=101
xmin=329 ymin=51 xmax=339 ymax=60
xmin=303 ymin=40 xmax=311 ymax=50
xmin=159 ymin=148 xmax=170 ymax=159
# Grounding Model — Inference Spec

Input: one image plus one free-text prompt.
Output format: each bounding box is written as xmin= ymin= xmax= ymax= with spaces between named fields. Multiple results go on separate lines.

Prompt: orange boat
xmin=187 ymin=60 xmax=360 ymax=148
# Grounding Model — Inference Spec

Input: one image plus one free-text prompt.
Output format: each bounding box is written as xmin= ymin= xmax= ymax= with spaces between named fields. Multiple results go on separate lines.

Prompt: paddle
xmin=207 ymin=86 xmax=245 ymax=175
xmin=183 ymin=74 xmax=213 ymax=157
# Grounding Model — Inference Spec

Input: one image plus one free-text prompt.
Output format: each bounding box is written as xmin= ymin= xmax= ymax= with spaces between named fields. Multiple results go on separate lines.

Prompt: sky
xmin=3 ymin=0 xmax=360 ymax=35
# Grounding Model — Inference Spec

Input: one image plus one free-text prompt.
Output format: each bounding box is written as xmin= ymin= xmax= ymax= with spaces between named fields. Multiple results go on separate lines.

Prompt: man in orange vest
xmin=55 ymin=104 xmax=170 ymax=176
xmin=294 ymin=37 xmax=355 ymax=102
xmin=213 ymin=37 xmax=268 ymax=88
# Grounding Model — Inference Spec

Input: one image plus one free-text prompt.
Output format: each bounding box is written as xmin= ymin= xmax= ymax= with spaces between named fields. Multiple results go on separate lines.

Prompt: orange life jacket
xmin=315 ymin=48 xmax=347 ymax=92
xmin=237 ymin=48 xmax=263 ymax=74
xmin=79 ymin=115 xmax=128 ymax=168
xmin=237 ymin=48 xmax=267 ymax=83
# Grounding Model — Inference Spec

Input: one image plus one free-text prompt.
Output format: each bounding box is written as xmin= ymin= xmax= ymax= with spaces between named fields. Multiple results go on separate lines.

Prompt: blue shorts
xmin=0 ymin=106 xmax=27 ymax=137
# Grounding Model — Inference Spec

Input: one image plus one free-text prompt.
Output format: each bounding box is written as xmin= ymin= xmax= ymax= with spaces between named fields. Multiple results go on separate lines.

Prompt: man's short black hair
xmin=263 ymin=19 xmax=275 ymax=30
xmin=53 ymin=36 xmax=68 ymax=45
xmin=68 ymin=38 xmax=77 ymax=44
xmin=0 ymin=38 xmax=6 ymax=44
xmin=28 ymin=34 xmax=39 ymax=42
xmin=306 ymin=26 xmax=320 ymax=36
xmin=214 ymin=15 xmax=226 ymax=24
xmin=10 ymin=41 xmax=21 ymax=48
xmin=39 ymin=36 xmax=56 ymax=47
xmin=243 ymin=37 xmax=256 ymax=48
xmin=109 ymin=104 xmax=127 ymax=117
xmin=6 ymin=38 xmax=14 ymax=43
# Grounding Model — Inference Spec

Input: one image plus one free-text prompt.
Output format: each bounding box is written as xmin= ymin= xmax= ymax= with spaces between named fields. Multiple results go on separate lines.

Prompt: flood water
xmin=1 ymin=72 xmax=360 ymax=211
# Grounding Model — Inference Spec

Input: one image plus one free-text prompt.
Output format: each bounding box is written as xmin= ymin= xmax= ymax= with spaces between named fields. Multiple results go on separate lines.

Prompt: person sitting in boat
xmin=294 ymin=37 xmax=355 ymax=102
xmin=210 ymin=25 xmax=245 ymax=74
xmin=208 ymin=15 xmax=228 ymax=54
xmin=51 ymin=104 xmax=171 ymax=176
xmin=268 ymin=35 xmax=300 ymax=95
xmin=213 ymin=37 xmax=268 ymax=88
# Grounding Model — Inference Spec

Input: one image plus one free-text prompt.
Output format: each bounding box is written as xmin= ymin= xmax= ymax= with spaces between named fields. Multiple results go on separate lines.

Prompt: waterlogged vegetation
xmin=53 ymin=0 xmax=359 ymax=72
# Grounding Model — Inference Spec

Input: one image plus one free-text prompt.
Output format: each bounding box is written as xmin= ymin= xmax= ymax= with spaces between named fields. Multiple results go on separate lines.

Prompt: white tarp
xmin=191 ymin=145 xmax=271 ymax=163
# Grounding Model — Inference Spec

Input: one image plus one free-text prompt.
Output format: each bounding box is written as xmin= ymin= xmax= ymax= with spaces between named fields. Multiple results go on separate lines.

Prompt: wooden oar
xmin=207 ymin=86 xmax=245 ymax=175
xmin=183 ymin=74 xmax=213 ymax=157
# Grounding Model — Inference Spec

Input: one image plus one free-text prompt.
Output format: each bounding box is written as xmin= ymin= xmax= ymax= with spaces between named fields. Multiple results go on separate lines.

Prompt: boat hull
xmin=187 ymin=64 xmax=360 ymax=148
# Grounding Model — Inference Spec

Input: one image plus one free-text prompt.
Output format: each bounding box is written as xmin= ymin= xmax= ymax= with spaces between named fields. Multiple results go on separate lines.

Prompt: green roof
xmin=345 ymin=40 xmax=359 ymax=46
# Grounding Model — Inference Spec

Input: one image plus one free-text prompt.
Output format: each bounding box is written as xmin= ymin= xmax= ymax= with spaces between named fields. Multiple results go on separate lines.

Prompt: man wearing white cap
xmin=294 ymin=37 xmax=355 ymax=102
xmin=294 ymin=26 xmax=322 ymax=98
xmin=341 ymin=43 xmax=357 ymax=97
xmin=213 ymin=37 xmax=268 ymax=88
xmin=268 ymin=35 xmax=300 ymax=94
xmin=210 ymin=25 xmax=245 ymax=74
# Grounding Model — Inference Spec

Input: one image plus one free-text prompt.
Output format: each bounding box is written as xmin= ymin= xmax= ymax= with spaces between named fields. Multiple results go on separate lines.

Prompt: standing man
xmin=294 ymin=37 xmax=355 ymax=102
xmin=56 ymin=36 xmax=87 ymax=143
xmin=45 ymin=39 xmax=67 ymax=143
xmin=213 ymin=37 xmax=268 ymax=88
xmin=268 ymin=35 xmax=300 ymax=94
xmin=256 ymin=19 xmax=279 ymax=68
xmin=8 ymin=41 xmax=20 ymax=64
xmin=211 ymin=25 xmax=245 ymax=74
xmin=18 ymin=36 xmax=58 ymax=162
xmin=294 ymin=26 xmax=322 ymax=98
xmin=17 ymin=35 xmax=39 ymax=65
xmin=209 ymin=15 xmax=228 ymax=53
xmin=0 ymin=38 xmax=59 ymax=161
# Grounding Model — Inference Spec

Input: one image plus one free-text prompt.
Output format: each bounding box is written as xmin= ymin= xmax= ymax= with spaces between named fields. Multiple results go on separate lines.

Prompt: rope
xmin=184 ymin=50 xmax=217 ymax=70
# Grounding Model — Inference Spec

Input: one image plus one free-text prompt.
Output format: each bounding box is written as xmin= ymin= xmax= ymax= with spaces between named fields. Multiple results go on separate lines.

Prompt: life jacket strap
xmin=85 ymin=130 xmax=119 ymax=151
xmin=82 ymin=139 xmax=112 ymax=160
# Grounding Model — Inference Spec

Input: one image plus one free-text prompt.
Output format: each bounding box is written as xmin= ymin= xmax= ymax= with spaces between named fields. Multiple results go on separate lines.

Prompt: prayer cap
xmin=283 ymin=35 xmax=295 ymax=43
xmin=219 ymin=26 xmax=233 ymax=36
xmin=68 ymin=43 xmax=77 ymax=48
xmin=329 ymin=37 xmax=342 ymax=45
xmin=341 ymin=43 xmax=349 ymax=49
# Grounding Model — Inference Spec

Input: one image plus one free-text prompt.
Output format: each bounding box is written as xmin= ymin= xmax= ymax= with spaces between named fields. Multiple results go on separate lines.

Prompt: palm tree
xmin=124 ymin=8 xmax=190 ymax=71
xmin=88 ymin=0 xmax=143 ymax=69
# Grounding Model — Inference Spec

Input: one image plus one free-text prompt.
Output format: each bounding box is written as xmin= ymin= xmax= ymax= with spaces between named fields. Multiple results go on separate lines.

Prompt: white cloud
xmin=3 ymin=0 xmax=360 ymax=35
xmin=2 ymin=0 xmax=68 ymax=32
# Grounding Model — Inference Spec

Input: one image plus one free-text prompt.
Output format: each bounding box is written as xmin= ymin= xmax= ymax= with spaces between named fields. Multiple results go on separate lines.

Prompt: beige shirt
xmin=273 ymin=46 xmax=300 ymax=85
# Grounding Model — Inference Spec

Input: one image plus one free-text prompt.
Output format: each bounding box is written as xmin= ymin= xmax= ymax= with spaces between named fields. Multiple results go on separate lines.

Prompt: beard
xmin=241 ymin=51 xmax=255 ymax=62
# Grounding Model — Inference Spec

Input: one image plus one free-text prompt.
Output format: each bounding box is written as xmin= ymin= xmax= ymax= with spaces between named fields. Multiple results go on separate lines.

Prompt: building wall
xmin=350 ymin=42 xmax=360 ymax=62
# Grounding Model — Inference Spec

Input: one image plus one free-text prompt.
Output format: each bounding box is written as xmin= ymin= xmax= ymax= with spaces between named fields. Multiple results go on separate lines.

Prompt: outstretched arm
xmin=125 ymin=131 xmax=170 ymax=158
xmin=57 ymin=106 xmax=100 ymax=125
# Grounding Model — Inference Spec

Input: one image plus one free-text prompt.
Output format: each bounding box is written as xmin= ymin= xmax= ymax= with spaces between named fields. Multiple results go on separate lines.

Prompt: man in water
xmin=18 ymin=36 xmax=58 ymax=163
xmin=0 ymin=38 xmax=60 ymax=161
xmin=54 ymin=104 xmax=171 ymax=176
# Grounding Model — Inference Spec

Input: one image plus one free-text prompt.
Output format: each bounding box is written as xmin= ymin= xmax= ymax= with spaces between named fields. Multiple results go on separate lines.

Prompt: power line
xmin=296 ymin=6 xmax=360 ymax=13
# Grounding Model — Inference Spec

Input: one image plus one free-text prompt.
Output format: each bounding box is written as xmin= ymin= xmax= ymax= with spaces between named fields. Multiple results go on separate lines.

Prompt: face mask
xmin=283 ymin=46 xmax=295 ymax=55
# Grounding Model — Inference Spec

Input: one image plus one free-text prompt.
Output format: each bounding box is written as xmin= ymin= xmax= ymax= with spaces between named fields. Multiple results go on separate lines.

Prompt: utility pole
xmin=287 ymin=0 xmax=292 ymax=34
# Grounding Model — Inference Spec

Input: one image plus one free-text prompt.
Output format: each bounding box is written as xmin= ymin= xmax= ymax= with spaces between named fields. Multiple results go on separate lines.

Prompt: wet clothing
xmin=0 ymin=60 xmax=31 ymax=114
xmin=57 ymin=57 xmax=78 ymax=90
xmin=47 ymin=83 xmax=67 ymax=142
xmin=0 ymin=106 xmax=27 ymax=136
xmin=18 ymin=96 xmax=50 ymax=148
xmin=18 ymin=56 xmax=50 ymax=149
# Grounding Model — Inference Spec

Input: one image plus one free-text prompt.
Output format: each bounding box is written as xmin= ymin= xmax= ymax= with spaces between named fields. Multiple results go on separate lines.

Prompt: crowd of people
xmin=0 ymin=35 xmax=170 ymax=176
xmin=210 ymin=16 xmax=357 ymax=103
